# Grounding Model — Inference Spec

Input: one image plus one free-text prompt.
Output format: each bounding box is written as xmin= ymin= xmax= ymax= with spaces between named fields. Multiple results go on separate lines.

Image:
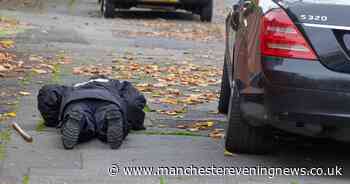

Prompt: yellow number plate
xmin=140 ymin=0 xmax=179 ymax=3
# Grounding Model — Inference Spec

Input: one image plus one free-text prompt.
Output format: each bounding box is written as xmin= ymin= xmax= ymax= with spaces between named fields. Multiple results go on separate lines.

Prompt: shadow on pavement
xmin=112 ymin=9 xmax=198 ymax=21
xmin=262 ymin=134 xmax=350 ymax=178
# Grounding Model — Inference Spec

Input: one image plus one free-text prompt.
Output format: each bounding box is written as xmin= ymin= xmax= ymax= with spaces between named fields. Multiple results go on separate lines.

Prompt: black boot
xmin=106 ymin=110 xmax=124 ymax=149
xmin=61 ymin=112 xmax=82 ymax=150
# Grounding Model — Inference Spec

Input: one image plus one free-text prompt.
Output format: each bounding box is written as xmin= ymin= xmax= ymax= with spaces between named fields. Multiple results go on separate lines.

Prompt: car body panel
xmin=263 ymin=56 xmax=350 ymax=117
xmin=224 ymin=0 xmax=350 ymax=140
xmin=281 ymin=1 xmax=350 ymax=74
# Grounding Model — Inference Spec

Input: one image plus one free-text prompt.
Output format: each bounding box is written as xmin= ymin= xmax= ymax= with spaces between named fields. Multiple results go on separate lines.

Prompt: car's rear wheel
xmin=225 ymin=86 xmax=274 ymax=154
xmin=218 ymin=61 xmax=230 ymax=114
xmin=200 ymin=0 xmax=213 ymax=22
xmin=101 ymin=0 xmax=115 ymax=18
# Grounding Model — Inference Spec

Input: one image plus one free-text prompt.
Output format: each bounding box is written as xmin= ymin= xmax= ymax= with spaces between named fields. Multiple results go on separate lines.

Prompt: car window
xmin=281 ymin=0 xmax=350 ymax=5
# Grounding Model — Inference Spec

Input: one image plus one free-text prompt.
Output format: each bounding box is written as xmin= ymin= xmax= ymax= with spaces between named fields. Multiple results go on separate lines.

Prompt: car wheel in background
xmin=225 ymin=85 xmax=274 ymax=154
xmin=101 ymin=0 xmax=115 ymax=18
xmin=218 ymin=61 xmax=230 ymax=114
xmin=200 ymin=0 xmax=213 ymax=22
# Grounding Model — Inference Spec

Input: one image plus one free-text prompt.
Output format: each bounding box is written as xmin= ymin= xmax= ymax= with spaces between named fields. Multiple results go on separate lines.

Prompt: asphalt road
xmin=0 ymin=0 xmax=350 ymax=184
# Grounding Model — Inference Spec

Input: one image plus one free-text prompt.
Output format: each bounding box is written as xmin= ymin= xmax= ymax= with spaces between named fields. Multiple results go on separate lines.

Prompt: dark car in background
xmin=219 ymin=0 xmax=350 ymax=154
xmin=98 ymin=0 xmax=213 ymax=22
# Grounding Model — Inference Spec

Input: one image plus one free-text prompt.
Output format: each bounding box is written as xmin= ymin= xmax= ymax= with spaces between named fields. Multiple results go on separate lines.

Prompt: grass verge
xmin=132 ymin=130 xmax=203 ymax=137
xmin=23 ymin=175 xmax=29 ymax=184
xmin=0 ymin=128 xmax=11 ymax=160
xmin=35 ymin=118 xmax=46 ymax=132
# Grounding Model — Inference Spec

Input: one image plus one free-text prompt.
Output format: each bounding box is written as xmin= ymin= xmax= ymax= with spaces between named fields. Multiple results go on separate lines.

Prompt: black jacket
xmin=37 ymin=78 xmax=146 ymax=130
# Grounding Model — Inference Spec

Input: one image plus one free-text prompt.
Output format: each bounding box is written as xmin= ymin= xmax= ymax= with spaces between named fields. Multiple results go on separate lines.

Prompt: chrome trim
xmin=302 ymin=23 xmax=350 ymax=31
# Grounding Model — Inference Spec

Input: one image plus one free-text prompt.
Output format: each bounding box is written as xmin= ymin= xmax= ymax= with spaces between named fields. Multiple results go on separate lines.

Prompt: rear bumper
xmin=265 ymin=85 xmax=350 ymax=120
xmin=262 ymin=56 xmax=350 ymax=120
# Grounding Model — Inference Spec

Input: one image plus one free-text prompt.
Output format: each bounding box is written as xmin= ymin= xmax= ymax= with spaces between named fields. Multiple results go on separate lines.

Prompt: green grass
xmin=0 ymin=28 xmax=25 ymax=37
xmin=133 ymin=130 xmax=203 ymax=137
xmin=290 ymin=182 xmax=299 ymax=184
xmin=50 ymin=63 xmax=62 ymax=84
xmin=0 ymin=129 xmax=12 ymax=160
xmin=23 ymin=175 xmax=29 ymax=184
xmin=143 ymin=105 xmax=155 ymax=113
xmin=35 ymin=119 xmax=46 ymax=132
xmin=160 ymin=176 xmax=166 ymax=184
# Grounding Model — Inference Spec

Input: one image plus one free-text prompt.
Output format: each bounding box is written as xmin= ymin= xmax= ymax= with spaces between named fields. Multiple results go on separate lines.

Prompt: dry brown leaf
xmin=159 ymin=97 xmax=178 ymax=105
xmin=32 ymin=68 xmax=48 ymax=74
xmin=19 ymin=91 xmax=31 ymax=96
xmin=158 ymin=124 xmax=168 ymax=128
xmin=209 ymin=133 xmax=224 ymax=139
xmin=0 ymin=40 xmax=15 ymax=48
xmin=176 ymin=125 xmax=187 ymax=129
xmin=0 ymin=65 xmax=7 ymax=72
xmin=188 ymin=128 xmax=199 ymax=132
xmin=5 ymin=112 xmax=16 ymax=117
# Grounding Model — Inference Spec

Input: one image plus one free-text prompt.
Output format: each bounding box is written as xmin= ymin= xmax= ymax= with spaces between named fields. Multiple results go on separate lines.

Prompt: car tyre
xmin=225 ymin=86 xmax=274 ymax=154
xmin=218 ymin=61 xmax=230 ymax=114
xmin=200 ymin=0 xmax=213 ymax=22
xmin=101 ymin=0 xmax=115 ymax=18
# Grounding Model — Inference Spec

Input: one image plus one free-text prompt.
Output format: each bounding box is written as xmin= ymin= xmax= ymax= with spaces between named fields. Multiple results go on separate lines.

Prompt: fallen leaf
xmin=176 ymin=125 xmax=187 ymax=129
xmin=19 ymin=91 xmax=31 ymax=96
xmin=224 ymin=149 xmax=235 ymax=157
xmin=32 ymin=68 xmax=48 ymax=74
xmin=153 ymin=82 xmax=168 ymax=88
xmin=0 ymin=65 xmax=6 ymax=72
xmin=207 ymin=121 xmax=215 ymax=127
xmin=188 ymin=127 xmax=199 ymax=132
xmin=29 ymin=55 xmax=44 ymax=62
xmin=5 ymin=112 xmax=16 ymax=117
xmin=209 ymin=132 xmax=224 ymax=139
xmin=159 ymin=97 xmax=178 ymax=105
xmin=0 ymin=40 xmax=14 ymax=48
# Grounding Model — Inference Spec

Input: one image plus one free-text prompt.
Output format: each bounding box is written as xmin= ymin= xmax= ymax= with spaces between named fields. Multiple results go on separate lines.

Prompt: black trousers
xmin=62 ymin=99 xmax=125 ymax=142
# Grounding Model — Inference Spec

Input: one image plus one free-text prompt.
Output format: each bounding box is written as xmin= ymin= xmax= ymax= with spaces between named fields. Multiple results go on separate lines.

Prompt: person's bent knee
xmin=65 ymin=110 xmax=84 ymax=122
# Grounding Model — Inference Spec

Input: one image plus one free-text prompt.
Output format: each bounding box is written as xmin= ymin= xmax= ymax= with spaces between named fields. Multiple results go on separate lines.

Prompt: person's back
xmin=37 ymin=77 xmax=146 ymax=149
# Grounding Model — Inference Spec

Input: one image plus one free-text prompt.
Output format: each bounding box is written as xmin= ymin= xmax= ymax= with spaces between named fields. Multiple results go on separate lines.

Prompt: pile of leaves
xmin=73 ymin=56 xmax=221 ymax=116
xmin=28 ymin=54 xmax=71 ymax=74
xmin=73 ymin=64 xmax=113 ymax=76
xmin=118 ymin=20 xmax=224 ymax=42
xmin=0 ymin=52 xmax=71 ymax=77
xmin=0 ymin=52 xmax=19 ymax=75
xmin=176 ymin=121 xmax=225 ymax=139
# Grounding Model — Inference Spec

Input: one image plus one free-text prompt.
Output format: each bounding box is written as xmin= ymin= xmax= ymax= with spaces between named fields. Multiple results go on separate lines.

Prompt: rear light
xmin=261 ymin=8 xmax=317 ymax=60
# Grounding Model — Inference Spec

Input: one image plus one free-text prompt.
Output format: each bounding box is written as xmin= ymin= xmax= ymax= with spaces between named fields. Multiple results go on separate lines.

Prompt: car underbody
xmin=99 ymin=0 xmax=213 ymax=21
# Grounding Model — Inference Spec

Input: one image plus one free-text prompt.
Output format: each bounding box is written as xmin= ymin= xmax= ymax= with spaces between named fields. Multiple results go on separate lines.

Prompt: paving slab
xmin=0 ymin=131 xmax=82 ymax=182
xmin=27 ymin=168 xmax=350 ymax=184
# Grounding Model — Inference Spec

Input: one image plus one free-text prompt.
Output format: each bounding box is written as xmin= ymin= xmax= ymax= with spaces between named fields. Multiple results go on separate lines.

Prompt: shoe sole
xmin=107 ymin=113 xmax=124 ymax=149
xmin=62 ymin=118 xmax=80 ymax=150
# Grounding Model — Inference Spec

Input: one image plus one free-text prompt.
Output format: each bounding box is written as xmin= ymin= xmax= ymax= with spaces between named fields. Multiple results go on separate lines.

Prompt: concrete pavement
xmin=0 ymin=0 xmax=349 ymax=183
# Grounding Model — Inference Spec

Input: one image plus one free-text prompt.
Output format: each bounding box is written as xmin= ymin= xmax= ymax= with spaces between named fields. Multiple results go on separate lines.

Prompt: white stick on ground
xmin=11 ymin=122 xmax=33 ymax=143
